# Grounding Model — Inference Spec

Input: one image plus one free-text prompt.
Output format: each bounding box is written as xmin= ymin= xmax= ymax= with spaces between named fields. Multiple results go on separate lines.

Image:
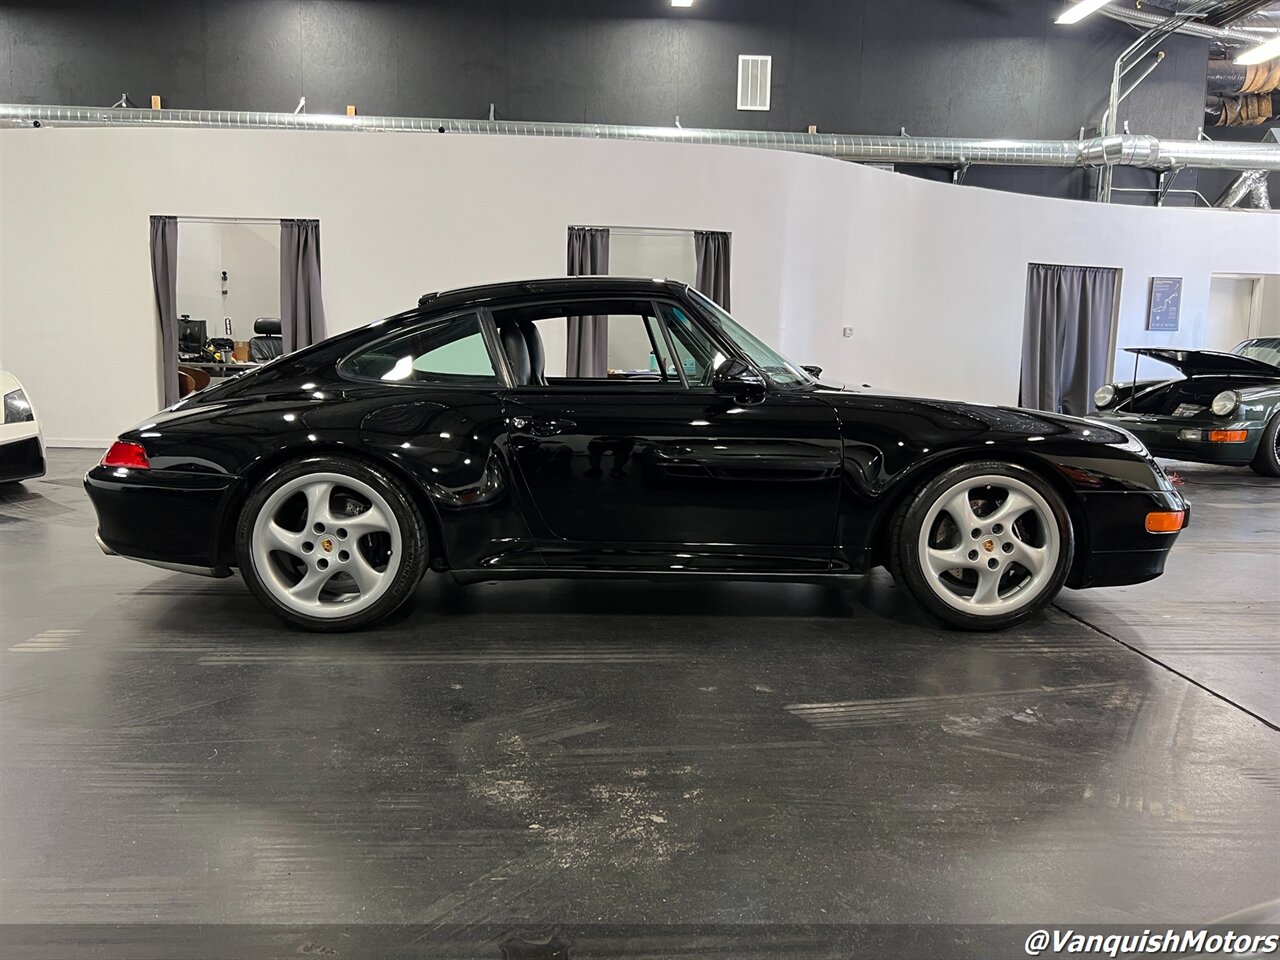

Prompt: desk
xmin=182 ymin=362 xmax=261 ymax=379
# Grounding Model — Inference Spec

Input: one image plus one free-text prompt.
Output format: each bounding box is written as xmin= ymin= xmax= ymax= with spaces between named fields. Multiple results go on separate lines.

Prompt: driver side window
xmin=492 ymin=298 xmax=682 ymax=386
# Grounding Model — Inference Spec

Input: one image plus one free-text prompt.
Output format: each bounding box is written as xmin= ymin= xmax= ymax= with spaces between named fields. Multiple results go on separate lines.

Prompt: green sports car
xmin=1092 ymin=337 xmax=1280 ymax=477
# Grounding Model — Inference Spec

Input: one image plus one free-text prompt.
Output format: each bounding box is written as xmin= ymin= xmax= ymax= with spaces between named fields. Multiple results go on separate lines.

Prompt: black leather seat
xmin=500 ymin=319 xmax=547 ymax=385
xmin=249 ymin=318 xmax=283 ymax=362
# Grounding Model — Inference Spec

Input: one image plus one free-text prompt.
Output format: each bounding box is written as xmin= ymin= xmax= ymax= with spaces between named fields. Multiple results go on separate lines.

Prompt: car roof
xmin=417 ymin=276 xmax=691 ymax=312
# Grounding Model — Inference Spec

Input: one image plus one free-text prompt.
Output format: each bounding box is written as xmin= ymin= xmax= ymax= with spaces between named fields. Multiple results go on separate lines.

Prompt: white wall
xmin=1 ymin=125 xmax=1277 ymax=444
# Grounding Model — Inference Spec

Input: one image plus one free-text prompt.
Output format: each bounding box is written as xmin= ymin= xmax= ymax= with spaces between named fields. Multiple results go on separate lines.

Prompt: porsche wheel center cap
xmin=320 ymin=538 xmax=335 ymax=553
xmin=982 ymin=538 xmax=996 ymax=553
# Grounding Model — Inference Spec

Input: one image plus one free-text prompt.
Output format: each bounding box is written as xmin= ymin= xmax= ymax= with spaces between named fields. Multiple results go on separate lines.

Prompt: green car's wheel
xmin=1250 ymin=416 xmax=1280 ymax=478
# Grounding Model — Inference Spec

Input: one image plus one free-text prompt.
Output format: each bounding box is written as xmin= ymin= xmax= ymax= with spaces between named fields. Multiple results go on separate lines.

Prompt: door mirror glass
xmin=801 ymin=364 xmax=823 ymax=378
xmin=712 ymin=357 xmax=766 ymax=397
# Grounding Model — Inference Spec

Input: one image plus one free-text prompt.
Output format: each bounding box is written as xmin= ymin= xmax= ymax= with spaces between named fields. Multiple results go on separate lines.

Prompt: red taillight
xmin=101 ymin=440 xmax=150 ymax=469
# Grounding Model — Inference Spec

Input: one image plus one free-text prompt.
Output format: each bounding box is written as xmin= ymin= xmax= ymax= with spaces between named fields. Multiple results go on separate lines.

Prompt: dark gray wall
xmin=0 ymin=0 xmax=1227 ymax=203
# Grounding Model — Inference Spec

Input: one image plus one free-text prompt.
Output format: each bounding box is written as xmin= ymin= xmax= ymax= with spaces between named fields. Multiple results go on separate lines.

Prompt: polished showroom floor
xmin=1 ymin=450 xmax=1277 ymax=952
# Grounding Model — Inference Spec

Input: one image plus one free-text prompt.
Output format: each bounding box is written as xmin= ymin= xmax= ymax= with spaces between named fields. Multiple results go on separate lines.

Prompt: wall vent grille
xmin=737 ymin=55 xmax=772 ymax=111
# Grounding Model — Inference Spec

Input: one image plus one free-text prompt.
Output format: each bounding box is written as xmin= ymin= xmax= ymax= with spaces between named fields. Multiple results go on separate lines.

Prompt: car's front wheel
xmin=1249 ymin=415 xmax=1280 ymax=477
xmin=235 ymin=456 xmax=429 ymax=631
xmin=890 ymin=462 xmax=1073 ymax=631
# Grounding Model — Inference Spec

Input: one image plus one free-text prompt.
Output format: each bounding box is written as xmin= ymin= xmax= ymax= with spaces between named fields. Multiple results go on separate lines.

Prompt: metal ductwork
xmin=1206 ymin=90 xmax=1280 ymax=124
xmin=1232 ymin=8 xmax=1280 ymax=31
xmin=1099 ymin=4 xmax=1269 ymax=44
xmin=1250 ymin=172 xmax=1272 ymax=207
xmin=1216 ymin=168 xmax=1272 ymax=206
xmin=1206 ymin=58 xmax=1280 ymax=95
xmin=3 ymin=103 xmax=1280 ymax=174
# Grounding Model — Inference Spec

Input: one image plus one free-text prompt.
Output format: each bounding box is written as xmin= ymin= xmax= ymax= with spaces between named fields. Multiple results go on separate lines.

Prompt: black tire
xmin=1249 ymin=416 xmax=1280 ymax=477
xmin=888 ymin=461 xmax=1074 ymax=631
xmin=235 ymin=455 xmax=429 ymax=632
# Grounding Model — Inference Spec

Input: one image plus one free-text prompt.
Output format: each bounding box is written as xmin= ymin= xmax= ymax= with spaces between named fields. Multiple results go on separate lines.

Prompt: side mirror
xmin=712 ymin=358 xmax=766 ymax=399
xmin=801 ymin=364 xmax=823 ymax=378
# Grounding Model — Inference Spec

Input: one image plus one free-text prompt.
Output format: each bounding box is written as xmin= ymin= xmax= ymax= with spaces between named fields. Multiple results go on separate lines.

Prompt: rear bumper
xmin=85 ymin=465 xmax=236 ymax=576
xmin=0 ymin=435 xmax=46 ymax=483
xmin=1093 ymin=412 xmax=1262 ymax=465
xmin=1068 ymin=488 xmax=1189 ymax=589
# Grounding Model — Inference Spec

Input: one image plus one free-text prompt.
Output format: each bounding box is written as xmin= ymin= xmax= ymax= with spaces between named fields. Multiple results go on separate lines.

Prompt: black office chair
xmin=249 ymin=318 xmax=283 ymax=362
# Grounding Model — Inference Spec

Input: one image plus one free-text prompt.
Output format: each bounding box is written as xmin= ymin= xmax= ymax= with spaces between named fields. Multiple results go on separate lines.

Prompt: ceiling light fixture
xmin=1055 ymin=0 xmax=1112 ymax=24
xmin=671 ymin=0 xmax=694 ymax=7
xmin=1235 ymin=34 xmax=1280 ymax=66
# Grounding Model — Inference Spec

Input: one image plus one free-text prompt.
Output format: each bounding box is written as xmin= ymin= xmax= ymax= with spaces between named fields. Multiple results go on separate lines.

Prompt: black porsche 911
xmin=1091 ymin=338 xmax=1280 ymax=477
xmin=86 ymin=277 xmax=1188 ymax=632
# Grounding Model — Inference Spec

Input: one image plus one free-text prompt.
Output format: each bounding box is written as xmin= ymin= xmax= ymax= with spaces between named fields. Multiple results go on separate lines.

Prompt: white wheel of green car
xmin=236 ymin=457 xmax=428 ymax=631
xmin=891 ymin=462 xmax=1073 ymax=630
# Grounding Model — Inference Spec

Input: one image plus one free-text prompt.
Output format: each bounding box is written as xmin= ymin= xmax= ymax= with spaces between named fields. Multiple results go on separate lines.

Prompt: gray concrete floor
xmin=1 ymin=450 xmax=1277 ymax=952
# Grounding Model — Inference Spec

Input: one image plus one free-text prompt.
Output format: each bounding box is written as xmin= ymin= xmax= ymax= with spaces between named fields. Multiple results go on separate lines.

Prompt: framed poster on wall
xmin=1147 ymin=277 xmax=1182 ymax=331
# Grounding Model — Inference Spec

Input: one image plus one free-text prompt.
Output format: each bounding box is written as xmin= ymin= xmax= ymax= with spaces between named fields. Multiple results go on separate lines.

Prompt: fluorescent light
xmin=1235 ymin=35 xmax=1280 ymax=66
xmin=671 ymin=0 xmax=694 ymax=6
xmin=1056 ymin=0 xmax=1111 ymax=24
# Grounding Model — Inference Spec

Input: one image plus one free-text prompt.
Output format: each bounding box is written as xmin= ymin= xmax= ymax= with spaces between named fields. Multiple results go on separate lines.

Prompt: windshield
xmin=1233 ymin=338 xmax=1280 ymax=368
xmin=688 ymin=290 xmax=814 ymax=389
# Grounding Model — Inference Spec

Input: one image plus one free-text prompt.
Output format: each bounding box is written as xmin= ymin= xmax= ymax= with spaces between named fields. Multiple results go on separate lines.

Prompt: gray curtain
xmin=566 ymin=226 xmax=609 ymax=376
xmin=280 ymin=219 xmax=327 ymax=354
xmin=694 ymin=230 xmax=732 ymax=310
xmin=149 ymin=215 xmax=180 ymax=406
xmin=1020 ymin=263 xmax=1118 ymax=416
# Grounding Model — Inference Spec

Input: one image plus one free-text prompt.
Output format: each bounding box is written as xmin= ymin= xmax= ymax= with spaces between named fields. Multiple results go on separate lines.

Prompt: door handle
xmin=509 ymin=416 xmax=575 ymax=437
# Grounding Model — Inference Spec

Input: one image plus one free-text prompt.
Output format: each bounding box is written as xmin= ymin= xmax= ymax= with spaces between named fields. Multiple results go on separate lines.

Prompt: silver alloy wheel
xmin=250 ymin=472 xmax=402 ymax=620
xmin=916 ymin=474 xmax=1061 ymax=616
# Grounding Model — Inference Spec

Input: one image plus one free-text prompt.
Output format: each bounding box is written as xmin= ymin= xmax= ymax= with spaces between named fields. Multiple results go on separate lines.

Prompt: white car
xmin=0 ymin=370 xmax=45 ymax=483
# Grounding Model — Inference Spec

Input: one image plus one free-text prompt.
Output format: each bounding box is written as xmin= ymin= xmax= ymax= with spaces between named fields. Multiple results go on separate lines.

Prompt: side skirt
xmin=448 ymin=568 xmax=865 ymax=586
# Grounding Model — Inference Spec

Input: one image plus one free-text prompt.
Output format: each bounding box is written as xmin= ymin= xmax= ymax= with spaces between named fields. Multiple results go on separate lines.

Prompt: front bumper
xmin=0 ymin=435 xmax=46 ymax=483
xmin=1068 ymin=487 xmax=1189 ymax=589
xmin=85 ymin=464 xmax=236 ymax=576
xmin=1092 ymin=412 xmax=1262 ymax=465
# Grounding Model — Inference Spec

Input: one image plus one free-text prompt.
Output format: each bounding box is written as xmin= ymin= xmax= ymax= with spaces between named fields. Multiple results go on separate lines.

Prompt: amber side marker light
xmin=1208 ymin=430 xmax=1248 ymax=443
xmin=1146 ymin=510 xmax=1186 ymax=534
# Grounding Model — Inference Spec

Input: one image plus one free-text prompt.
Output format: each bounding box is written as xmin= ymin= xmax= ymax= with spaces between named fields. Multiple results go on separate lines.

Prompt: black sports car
xmin=86 ymin=278 xmax=1188 ymax=632
xmin=1092 ymin=338 xmax=1280 ymax=477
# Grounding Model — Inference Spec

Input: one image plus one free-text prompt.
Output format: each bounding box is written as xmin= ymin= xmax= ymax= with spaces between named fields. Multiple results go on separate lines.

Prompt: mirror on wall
xmin=175 ymin=218 xmax=282 ymax=363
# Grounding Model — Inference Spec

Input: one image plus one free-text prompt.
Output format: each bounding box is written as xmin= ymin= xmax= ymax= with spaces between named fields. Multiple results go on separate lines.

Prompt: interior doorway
xmin=1208 ymin=273 xmax=1280 ymax=348
xmin=1207 ymin=275 xmax=1256 ymax=351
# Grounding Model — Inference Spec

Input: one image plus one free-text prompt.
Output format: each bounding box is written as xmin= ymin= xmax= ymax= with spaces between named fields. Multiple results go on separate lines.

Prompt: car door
xmin=494 ymin=295 xmax=842 ymax=572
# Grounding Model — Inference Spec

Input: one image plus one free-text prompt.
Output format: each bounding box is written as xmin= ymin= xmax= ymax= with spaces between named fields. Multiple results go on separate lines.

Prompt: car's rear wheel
xmin=890 ymin=462 xmax=1073 ymax=631
xmin=235 ymin=456 xmax=428 ymax=631
xmin=1249 ymin=415 xmax=1280 ymax=477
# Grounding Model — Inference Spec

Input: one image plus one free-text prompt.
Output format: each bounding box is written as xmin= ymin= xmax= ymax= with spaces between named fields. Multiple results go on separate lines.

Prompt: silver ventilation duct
xmin=1216 ymin=169 xmax=1271 ymax=206
xmin=1098 ymin=5 xmax=1265 ymax=44
xmin=1251 ymin=173 xmax=1272 ymax=209
xmin=3 ymin=102 xmax=1279 ymax=173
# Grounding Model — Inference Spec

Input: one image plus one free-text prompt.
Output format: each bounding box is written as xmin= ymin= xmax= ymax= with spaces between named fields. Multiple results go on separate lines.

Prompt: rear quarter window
xmin=340 ymin=313 xmax=499 ymax=385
